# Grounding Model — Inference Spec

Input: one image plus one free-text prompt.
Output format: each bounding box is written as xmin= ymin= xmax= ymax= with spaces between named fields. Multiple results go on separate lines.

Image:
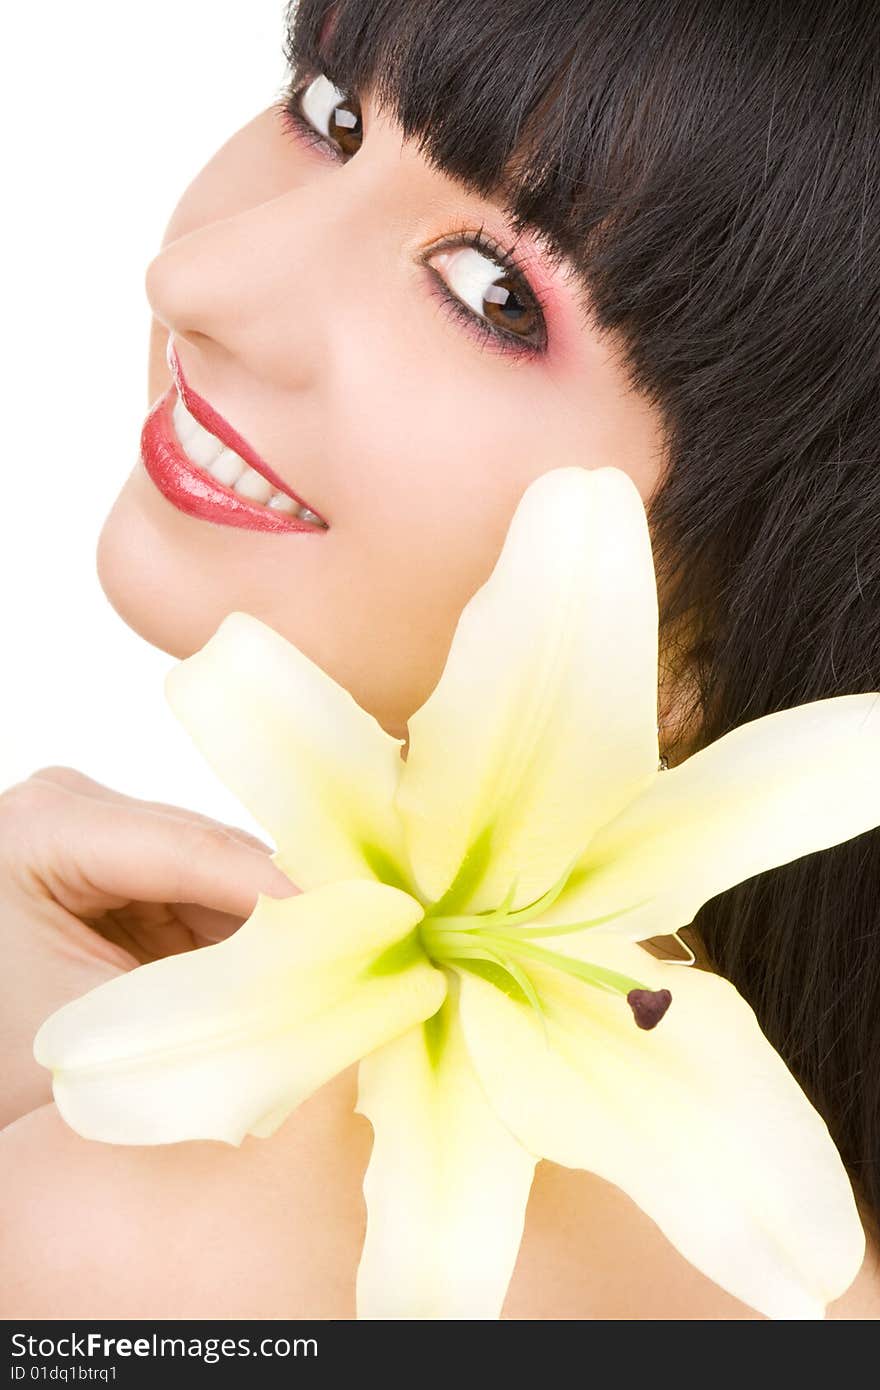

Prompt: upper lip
xmin=166 ymin=341 xmax=327 ymax=525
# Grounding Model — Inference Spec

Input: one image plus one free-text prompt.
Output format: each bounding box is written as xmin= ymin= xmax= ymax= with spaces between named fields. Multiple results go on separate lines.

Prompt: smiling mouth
xmin=170 ymin=390 xmax=326 ymax=525
xmin=164 ymin=338 xmax=328 ymax=530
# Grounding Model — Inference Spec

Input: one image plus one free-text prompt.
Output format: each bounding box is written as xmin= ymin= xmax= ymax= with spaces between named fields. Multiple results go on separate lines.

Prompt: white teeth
xmin=233 ymin=467 xmax=275 ymax=503
xmin=209 ymin=447 xmax=246 ymax=488
xmin=268 ymin=493 xmax=299 ymax=514
xmin=172 ymin=394 xmax=200 ymax=448
xmin=178 ymin=408 xmax=224 ymax=468
xmin=172 ymin=387 xmax=325 ymax=526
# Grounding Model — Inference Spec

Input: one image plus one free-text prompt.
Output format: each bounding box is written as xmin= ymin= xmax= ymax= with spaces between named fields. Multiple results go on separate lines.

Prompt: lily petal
xmin=165 ymin=612 xmax=411 ymax=892
xmin=542 ymin=693 xmax=880 ymax=941
xmin=356 ymin=993 xmax=536 ymax=1319
xmin=395 ymin=468 xmax=658 ymax=915
xmin=459 ymin=935 xmax=864 ymax=1320
xmin=34 ymin=880 xmax=445 ymax=1146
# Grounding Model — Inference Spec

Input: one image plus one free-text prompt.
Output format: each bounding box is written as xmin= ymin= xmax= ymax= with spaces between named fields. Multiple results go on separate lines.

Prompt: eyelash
xmin=276 ymin=75 xmax=549 ymax=361
xmin=278 ymin=75 xmax=339 ymax=161
xmin=420 ymin=229 xmax=548 ymax=361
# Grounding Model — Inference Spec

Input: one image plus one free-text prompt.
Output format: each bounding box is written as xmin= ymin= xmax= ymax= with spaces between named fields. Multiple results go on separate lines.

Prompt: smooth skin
xmin=2 ymin=77 xmax=879 ymax=1319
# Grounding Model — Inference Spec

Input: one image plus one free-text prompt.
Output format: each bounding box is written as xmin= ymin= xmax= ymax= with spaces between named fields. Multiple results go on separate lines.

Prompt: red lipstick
xmin=140 ymin=353 xmax=328 ymax=536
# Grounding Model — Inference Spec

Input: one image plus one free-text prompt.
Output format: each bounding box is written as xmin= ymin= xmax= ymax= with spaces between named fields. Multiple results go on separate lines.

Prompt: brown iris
xmin=484 ymin=277 xmax=538 ymax=337
xmin=328 ymin=96 xmax=363 ymax=157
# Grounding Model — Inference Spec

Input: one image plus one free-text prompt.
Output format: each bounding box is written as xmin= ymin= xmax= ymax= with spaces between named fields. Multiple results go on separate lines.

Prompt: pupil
xmin=330 ymin=100 xmax=362 ymax=156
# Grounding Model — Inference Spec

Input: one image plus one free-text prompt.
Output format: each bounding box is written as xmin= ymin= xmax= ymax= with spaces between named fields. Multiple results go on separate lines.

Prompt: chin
xmin=96 ymin=478 xmax=211 ymax=660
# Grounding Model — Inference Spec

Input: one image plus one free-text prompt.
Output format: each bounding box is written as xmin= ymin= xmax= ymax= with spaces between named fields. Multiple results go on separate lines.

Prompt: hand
xmin=0 ymin=766 xmax=298 ymax=1129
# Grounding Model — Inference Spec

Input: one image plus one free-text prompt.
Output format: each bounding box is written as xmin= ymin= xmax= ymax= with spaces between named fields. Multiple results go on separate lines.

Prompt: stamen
xmin=421 ymin=888 xmax=674 ymax=1032
xmin=490 ymin=851 xmax=582 ymax=925
xmin=504 ymin=898 xmax=653 ymax=938
xmin=626 ymin=988 xmax=673 ymax=1030
xmin=479 ymin=930 xmax=650 ymax=999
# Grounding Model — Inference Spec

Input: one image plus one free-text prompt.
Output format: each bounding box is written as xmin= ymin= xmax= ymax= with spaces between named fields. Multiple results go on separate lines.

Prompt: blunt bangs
xmin=281 ymin=0 xmax=880 ymax=1233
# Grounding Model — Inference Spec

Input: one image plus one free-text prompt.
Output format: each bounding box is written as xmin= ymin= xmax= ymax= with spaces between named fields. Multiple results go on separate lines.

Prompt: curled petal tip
xmin=627 ymin=987 xmax=673 ymax=1030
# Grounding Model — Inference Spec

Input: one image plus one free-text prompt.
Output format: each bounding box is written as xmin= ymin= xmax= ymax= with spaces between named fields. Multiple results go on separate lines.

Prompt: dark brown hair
xmin=283 ymin=0 xmax=880 ymax=1221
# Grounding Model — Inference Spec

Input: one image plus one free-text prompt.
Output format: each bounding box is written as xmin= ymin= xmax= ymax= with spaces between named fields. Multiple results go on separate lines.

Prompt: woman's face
xmin=98 ymin=74 xmax=666 ymax=739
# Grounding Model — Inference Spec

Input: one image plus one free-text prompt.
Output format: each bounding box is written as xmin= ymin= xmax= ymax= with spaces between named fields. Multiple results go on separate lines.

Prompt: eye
xmin=281 ymin=72 xmax=363 ymax=160
xmin=423 ymin=232 xmax=548 ymax=356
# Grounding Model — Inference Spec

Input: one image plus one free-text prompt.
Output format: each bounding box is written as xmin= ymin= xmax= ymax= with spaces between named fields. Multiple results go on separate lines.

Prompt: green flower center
xmin=417 ymin=862 xmax=672 ymax=1031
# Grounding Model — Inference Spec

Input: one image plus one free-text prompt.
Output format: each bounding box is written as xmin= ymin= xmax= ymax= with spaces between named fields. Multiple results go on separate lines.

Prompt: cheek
xmin=333 ymin=369 xmax=536 ymax=592
xmin=550 ymin=355 xmax=667 ymax=504
xmin=337 ymin=361 xmax=629 ymax=583
xmin=332 ymin=356 xmax=665 ymax=693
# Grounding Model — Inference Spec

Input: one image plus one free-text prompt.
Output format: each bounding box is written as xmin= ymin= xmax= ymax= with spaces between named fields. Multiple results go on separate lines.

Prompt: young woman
xmin=2 ymin=0 xmax=879 ymax=1318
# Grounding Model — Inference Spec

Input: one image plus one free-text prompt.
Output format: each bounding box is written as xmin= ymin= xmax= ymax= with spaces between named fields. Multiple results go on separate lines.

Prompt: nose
xmin=144 ymin=160 xmax=378 ymax=392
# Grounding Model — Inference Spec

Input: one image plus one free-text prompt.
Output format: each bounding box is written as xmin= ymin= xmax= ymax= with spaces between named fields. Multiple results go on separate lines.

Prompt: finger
xmin=26 ymin=766 xmax=273 ymax=855
xmin=7 ymin=779 xmax=299 ymax=919
xmin=172 ymin=905 xmax=250 ymax=945
xmin=100 ymin=903 xmax=250 ymax=955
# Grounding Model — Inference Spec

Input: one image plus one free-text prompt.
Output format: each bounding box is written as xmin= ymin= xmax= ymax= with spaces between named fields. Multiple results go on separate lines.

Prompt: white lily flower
xmin=34 ymin=466 xmax=880 ymax=1320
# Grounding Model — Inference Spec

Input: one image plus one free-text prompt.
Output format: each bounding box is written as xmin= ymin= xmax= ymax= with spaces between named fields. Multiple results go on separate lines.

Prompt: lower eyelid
xmin=425 ymin=272 xmax=543 ymax=362
xmin=277 ymin=100 xmax=339 ymax=163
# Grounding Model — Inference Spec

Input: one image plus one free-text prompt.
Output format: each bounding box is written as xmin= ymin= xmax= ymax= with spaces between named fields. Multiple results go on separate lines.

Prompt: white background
xmin=0 ymin=1 xmax=293 ymax=834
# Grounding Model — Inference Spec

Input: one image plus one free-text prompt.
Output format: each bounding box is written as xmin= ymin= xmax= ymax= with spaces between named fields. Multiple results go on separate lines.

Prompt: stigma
xmin=626 ymin=988 xmax=673 ymax=1030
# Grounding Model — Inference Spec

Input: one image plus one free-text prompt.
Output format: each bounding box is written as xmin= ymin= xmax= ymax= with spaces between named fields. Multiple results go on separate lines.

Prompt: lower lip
xmin=139 ymin=388 xmax=327 ymax=536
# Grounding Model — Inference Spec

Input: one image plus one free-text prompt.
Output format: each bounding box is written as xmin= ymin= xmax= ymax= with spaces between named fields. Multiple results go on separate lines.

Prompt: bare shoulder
xmin=504 ymin=1161 xmax=763 ymax=1319
xmin=0 ymin=1073 xmax=369 ymax=1320
xmin=2 ymin=1089 xmax=874 ymax=1320
xmin=506 ymin=1160 xmax=880 ymax=1320
xmin=827 ymin=1206 xmax=880 ymax=1320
